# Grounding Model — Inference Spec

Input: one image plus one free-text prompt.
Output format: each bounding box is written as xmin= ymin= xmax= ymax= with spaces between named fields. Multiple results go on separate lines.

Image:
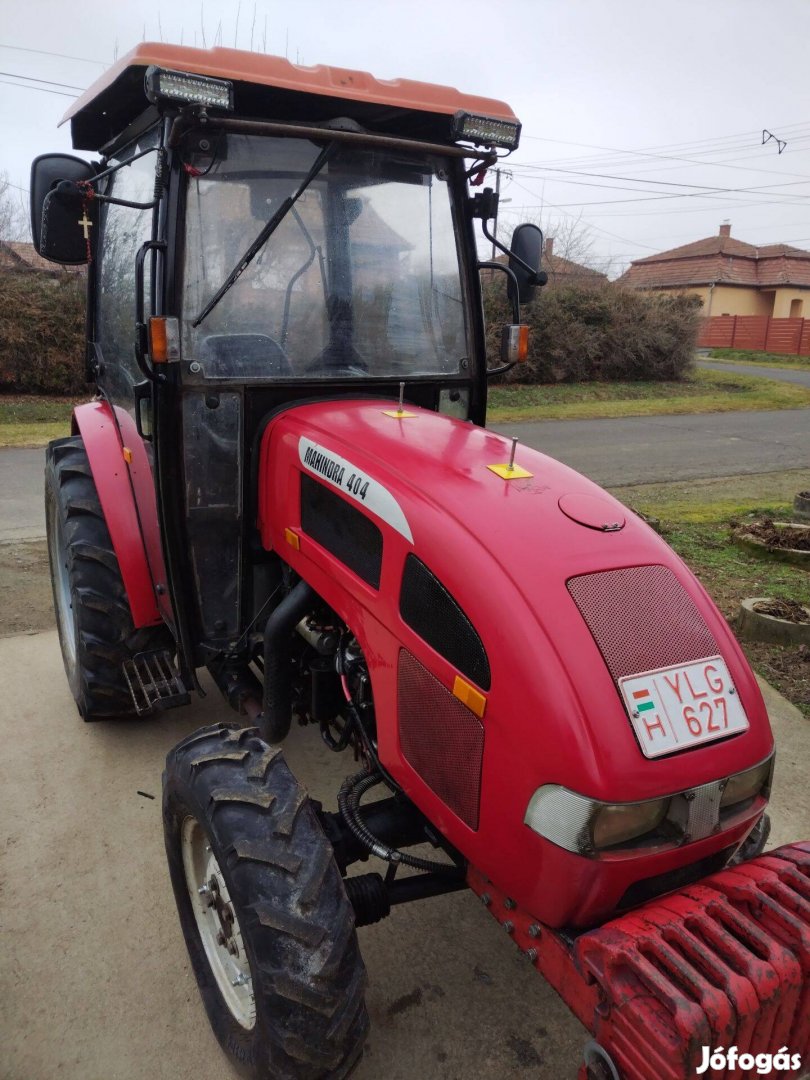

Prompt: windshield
xmin=182 ymin=134 xmax=468 ymax=379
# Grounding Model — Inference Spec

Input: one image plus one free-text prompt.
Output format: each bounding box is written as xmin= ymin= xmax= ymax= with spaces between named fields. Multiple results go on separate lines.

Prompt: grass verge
xmin=610 ymin=469 xmax=810 ymax=716
xmin=0 ymin=396 xmax=78 ymax=447
xmin=708 ymin=348 xmax=810 ymax=370
xmin=487 ymin=368 xmax=810 ymax=423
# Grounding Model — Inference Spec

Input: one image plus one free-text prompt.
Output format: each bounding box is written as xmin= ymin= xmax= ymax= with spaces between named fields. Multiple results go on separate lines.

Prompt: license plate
xmin=619 ymin=656 xmax=749 ymax=759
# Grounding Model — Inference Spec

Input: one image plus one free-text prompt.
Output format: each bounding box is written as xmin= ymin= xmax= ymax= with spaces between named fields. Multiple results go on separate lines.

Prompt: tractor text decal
xmin=298 ymin=437 xmax=414 ymax=543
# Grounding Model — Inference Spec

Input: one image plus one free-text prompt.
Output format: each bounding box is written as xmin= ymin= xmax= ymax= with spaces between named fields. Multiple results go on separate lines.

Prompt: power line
xmin=0 ymin=42 xmax=106 ymax=66
xmin=0 ymin=78 xmax=77 ymax=98
xmin=0 ymin=70 xmax=86 ymax=91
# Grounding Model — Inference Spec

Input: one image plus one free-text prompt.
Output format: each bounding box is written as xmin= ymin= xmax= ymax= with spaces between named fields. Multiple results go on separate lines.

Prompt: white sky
xmin=1 ymin=0 xmax=808 ymax=275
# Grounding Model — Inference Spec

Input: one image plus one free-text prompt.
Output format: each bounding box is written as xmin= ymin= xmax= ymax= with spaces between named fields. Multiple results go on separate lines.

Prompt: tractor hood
xmin=257 ymin=399 xmax=773 ymax=926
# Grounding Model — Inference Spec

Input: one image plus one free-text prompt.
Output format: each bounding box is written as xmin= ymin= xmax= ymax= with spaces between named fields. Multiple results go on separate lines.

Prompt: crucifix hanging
xmin=78 ymin=211 xmax=93 ymax=240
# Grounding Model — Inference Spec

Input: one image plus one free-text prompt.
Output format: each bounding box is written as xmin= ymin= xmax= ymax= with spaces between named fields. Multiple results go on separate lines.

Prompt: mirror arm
xmin=134 ymin=240 xmax=167 ymax=383
xmin=478 ymin=260 xmax=520 ymax=323
xmin=478 ymin=261 xmax=521 ymax=378
xmin=480 ymin=217 xmax=544 ymax=285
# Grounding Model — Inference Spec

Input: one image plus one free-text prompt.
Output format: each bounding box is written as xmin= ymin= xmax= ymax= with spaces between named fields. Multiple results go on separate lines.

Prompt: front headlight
xmin=524 ymin=785 xmax=671 ymax=854
xmin=591 ymin=800 xmax=670 ymax=849
xmin=720 ymin=759 xmax=773 ymax=808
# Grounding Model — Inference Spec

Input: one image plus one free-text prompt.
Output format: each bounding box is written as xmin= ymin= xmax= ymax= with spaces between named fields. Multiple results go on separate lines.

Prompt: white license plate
xmin=619 ymin=656 xmax=749 ymax=759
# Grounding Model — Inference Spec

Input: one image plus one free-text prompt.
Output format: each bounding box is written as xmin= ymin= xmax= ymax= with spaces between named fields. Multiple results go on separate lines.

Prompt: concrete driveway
xmin=1 ymin=630 xmax=808 ymax=1080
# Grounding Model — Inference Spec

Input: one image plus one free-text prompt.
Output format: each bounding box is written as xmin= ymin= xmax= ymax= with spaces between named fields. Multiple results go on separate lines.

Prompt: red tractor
xmin=35 ymin=44 xmax=809 ymax=1080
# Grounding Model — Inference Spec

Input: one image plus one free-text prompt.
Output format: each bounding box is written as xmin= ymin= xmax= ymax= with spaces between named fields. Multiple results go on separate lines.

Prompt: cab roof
xmin=62 ymin=42 xmax=518 ymax=152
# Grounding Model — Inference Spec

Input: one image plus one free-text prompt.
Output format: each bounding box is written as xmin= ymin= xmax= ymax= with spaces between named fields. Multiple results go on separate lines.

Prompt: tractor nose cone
xmin=558 ymin=493 xmax=626 ymax=532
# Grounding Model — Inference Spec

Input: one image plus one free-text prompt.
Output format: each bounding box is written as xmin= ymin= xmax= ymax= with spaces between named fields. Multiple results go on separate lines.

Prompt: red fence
xmin=698 ymin=315 xmax=810 ymax=355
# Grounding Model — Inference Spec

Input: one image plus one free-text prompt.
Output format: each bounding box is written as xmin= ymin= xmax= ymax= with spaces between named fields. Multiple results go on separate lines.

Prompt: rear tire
xmin=45 ymin=435 xmax=171 ymax=720
xmin=163 ymin=723 xmax=369 ymax=1080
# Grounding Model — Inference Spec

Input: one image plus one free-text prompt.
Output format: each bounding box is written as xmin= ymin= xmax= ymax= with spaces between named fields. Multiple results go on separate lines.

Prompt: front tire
xmin=163 ymin=723 xmax=368 ymax=1080
xmin=45 ymin=435 xmax=171 ymax=720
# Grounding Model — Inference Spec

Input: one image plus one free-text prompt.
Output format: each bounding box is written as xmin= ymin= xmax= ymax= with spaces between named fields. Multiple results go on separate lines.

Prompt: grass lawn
xmin=486 ymin=368 xmax=810 ymax=423
xmin=708 ymin=348 xmax=810 ymax=370
xmin=0 ymin=395 xmax=79 ymax=447
xmin=610 ymin=469 xmax=810 ymax=716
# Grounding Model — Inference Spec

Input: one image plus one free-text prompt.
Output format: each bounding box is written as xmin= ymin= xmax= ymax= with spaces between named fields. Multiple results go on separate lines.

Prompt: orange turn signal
xmin=501 ymin=324 xmax=530 ymax=364
xmin=149 ymin=317 xmax=168 ymax=363
xmin=148 ymin=316 xmax=180 ymax=363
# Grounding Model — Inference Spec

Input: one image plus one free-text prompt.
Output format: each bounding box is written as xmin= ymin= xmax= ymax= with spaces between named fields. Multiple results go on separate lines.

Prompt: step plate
xmin=123 ymin=649 xmax=190 ymax=715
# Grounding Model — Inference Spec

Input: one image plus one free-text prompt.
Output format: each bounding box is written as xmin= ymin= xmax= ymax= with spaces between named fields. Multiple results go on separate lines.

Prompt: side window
xmin=95 ymin=129 xmax=160 ymax=406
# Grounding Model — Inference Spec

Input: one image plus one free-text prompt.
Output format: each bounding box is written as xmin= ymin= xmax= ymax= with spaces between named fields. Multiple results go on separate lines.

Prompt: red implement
xmin=469 ymin=843 xmax=810 ymax=1079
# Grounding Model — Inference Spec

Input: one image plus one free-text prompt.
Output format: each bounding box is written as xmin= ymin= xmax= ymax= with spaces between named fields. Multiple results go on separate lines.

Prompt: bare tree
xmin=0 ymin=174 xmax=29 ymax=243
xmin=500 ymin=208 xmax=612 ymax=282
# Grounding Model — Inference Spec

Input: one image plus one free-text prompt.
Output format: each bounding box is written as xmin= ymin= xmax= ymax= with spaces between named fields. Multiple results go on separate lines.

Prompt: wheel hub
xmin=181 ymin=817 xmax=256 ymax=1029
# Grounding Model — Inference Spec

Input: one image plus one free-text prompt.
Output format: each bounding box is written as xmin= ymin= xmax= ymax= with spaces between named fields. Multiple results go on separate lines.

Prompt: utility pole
xmin=491 ymin=168 xmax=501 ymax=261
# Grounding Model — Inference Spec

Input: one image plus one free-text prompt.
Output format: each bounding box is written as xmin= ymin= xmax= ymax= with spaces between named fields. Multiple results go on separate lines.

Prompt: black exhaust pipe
xmin=260 ymin=579 xmax=317 ymax=743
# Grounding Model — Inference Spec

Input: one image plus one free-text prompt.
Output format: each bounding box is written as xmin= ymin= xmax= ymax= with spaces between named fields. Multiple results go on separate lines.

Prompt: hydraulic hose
xmin=260 ymin=579 xmax=317 ymax=743
xmin=338 ymin=770 xmax=463 ymax=875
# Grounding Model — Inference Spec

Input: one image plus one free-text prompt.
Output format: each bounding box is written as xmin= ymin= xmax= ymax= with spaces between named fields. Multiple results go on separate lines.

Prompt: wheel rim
xmin=48 ymin=497 xmax=77 ymax=670
xmin=181 ymin=816 xmax=256 ymax=1030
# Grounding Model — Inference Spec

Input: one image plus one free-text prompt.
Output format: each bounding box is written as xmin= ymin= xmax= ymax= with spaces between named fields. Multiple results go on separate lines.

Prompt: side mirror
xmin=507 ymin=223 xmax=545 ymax=305
xmin=30 ymin=154 xmax=97 ymax=265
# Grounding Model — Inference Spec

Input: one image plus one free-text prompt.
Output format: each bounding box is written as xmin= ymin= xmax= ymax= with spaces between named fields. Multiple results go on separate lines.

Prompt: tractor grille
xmin=575 ymin=844 xmax=810 ymax=1079
xmin=567 ymin=565 xmax=718 ymax=682
xmin=397 ymin=649 xmax=484 ymax=829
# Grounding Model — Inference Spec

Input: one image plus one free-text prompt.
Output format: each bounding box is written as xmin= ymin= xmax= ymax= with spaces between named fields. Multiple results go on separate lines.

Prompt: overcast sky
xmin=1 ymin=0 xmax=808 ymax=275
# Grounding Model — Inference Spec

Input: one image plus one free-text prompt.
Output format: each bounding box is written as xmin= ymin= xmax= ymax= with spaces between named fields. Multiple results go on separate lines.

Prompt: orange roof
xmin=618 ymin=228 xmax=810 ymax=290
xmin=61 ymin=42 xmax=517 ymax=131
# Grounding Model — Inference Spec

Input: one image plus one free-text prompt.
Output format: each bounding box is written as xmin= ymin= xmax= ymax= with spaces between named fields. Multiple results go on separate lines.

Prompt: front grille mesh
xmin=398 ymin=649 xmax=484 ymax=829
xmin=567 ymin=565 xmax=718 ymax=682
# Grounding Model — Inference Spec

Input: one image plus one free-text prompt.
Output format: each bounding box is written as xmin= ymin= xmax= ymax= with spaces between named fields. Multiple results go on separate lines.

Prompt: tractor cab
xmin=33 ymin=44 xmax=538 ymax=679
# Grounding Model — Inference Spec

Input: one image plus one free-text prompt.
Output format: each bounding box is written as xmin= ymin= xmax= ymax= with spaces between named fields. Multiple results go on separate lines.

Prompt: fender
xmin=72 ymin=400 xmax=164 ymax=628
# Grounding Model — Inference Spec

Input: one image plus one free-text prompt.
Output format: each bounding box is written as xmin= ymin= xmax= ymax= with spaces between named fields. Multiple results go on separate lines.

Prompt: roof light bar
xmin=452 ymin=110 xmax=521 ymax=150
xmin=144 ymin=66 xmax=234 ymax=111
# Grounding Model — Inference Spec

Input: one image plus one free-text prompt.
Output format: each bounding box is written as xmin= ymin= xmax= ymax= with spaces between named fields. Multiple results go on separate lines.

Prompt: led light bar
xmin=452 ymin=110 xmax=521 ymax=150
xmin=144 ymin=66 xmax=234 ymax=111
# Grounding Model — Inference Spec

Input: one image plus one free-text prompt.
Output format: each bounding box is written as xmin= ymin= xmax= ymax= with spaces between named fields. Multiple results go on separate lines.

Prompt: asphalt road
xmin=1 ymin=630 xmax=808 ymax=1080
xmin=492 ymin=407 xmax=810 ymax=487
xmin=697 ymin=359 xmax=810 ymax=387
xmin=3 ymin=406 xmax=810 ymax=543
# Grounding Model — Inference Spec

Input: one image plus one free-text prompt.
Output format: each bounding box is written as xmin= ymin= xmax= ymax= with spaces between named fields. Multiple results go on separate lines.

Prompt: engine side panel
xmin=257 ymin=400 xmax=774 ymax=927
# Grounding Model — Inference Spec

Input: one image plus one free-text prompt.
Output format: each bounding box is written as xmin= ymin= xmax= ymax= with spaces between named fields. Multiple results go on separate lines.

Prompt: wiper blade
xmin=192 ymin=141 xmax=337 ymax=328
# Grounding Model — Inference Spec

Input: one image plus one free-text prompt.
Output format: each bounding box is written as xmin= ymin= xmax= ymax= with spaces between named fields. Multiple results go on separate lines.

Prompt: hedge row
xmin=0 ymin=271 xmax=701 ymax=395
xmin=485 ymin=280 xmax=702 ymax=382
xmin=0 ymin=273 xmax=87 ymax=394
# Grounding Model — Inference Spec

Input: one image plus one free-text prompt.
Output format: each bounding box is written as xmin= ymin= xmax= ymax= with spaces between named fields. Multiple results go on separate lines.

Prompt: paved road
xmin=1 ymin=630 xmax=808 ymax=1080
xmin=698 ymin=359 xmax=810 ymax=387
xmin=4 ymin=407 xmax=810 ymax=543
xmin=493 ymin=407 xmax=810 ymax=488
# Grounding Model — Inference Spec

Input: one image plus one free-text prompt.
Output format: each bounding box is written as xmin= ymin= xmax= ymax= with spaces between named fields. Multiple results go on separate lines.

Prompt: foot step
xmin=123 ymin=649 xmax=190 ymax=715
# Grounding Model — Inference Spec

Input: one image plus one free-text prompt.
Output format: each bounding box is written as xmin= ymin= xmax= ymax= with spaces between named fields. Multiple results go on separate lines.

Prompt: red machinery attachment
xmin=469 ymin=843 xmax=810 ymax=1079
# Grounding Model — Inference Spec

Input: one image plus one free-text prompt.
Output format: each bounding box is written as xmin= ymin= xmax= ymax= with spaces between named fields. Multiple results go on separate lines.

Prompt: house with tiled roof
xmin=0 ymin=240 xmax=85 ymax=277
xmin=493 ymin=237 xmax=607 ymax=288
xmin=617 ymin=224 xmax=810 ymax=318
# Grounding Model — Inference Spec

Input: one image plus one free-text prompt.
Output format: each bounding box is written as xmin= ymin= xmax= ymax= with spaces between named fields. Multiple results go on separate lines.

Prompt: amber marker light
xmin=149 ymin=318 xmax=168 ymax=363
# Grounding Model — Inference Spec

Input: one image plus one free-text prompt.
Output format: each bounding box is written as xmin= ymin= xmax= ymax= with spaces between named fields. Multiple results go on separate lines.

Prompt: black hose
xmin=338 ymin=770 xmax=462 ymax=875
xmin=260 ymin=579 xmax=317 ymax=743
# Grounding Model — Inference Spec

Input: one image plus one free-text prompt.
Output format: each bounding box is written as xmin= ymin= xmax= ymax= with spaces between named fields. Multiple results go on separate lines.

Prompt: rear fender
xmin=72 ymin=400 xmax=163 ymax=628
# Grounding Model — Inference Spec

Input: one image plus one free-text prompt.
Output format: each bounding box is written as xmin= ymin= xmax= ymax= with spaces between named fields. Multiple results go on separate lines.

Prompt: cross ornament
xmin=78 ymin=212 xmax=93 ymax=240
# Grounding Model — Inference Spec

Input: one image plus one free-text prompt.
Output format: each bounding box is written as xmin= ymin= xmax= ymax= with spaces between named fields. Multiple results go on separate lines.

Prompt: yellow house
xmin=618 ymin=224 xmax=810 ymax=318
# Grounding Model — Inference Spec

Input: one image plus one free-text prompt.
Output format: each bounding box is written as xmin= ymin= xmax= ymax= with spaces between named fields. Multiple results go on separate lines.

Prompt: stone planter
xmin=737 ymin=598 xmax=810 ymax=646
xmin=794 ymin=491 xmax=810 ymax=523
xmin=732 ymin=521 xmax=810 ymax=566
